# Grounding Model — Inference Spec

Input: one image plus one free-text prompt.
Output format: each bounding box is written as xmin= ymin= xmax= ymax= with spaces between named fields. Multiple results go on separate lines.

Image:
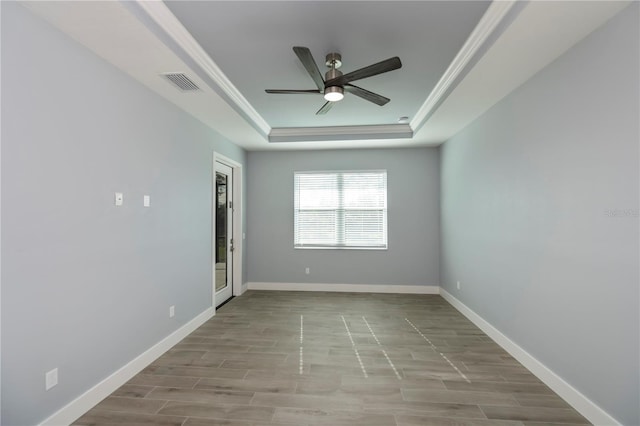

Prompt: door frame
xmin=212 ymin=152 xmax=243 ymax=310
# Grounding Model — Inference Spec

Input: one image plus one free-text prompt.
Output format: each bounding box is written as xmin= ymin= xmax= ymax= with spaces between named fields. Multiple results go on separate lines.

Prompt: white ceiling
xmin=23 ymin=1 xmax=630 ymax=151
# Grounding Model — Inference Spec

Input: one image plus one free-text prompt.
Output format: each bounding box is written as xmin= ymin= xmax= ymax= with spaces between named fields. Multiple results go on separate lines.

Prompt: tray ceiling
xmin=21 ymin=0 xmax=631 ymax=150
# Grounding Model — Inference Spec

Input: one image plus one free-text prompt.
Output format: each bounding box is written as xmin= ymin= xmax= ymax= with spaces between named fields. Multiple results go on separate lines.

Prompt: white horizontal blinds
xmin=342 ymin=172 xmax=387 ymax=247
xmin=295 ymin=173 xmax=339 ymax=247
xmin=294 ymin=170 xmax=387 ymax=249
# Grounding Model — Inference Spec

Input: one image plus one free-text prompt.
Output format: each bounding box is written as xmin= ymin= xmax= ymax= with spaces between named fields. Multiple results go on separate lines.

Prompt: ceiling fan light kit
xmin=324 ymin=86 xmax=344 ymax=102
xmin=265 ymin=46 xmax=401 ymax=115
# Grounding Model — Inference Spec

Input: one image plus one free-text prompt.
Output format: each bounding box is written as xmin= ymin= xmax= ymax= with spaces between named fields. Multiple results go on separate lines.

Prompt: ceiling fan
xmin=265 ymin=46 xmax=402 ymax=115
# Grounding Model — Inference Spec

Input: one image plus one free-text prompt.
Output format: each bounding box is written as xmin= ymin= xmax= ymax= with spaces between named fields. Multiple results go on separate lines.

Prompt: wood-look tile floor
xmin=74 ymin=291 xmax=591 ymax=426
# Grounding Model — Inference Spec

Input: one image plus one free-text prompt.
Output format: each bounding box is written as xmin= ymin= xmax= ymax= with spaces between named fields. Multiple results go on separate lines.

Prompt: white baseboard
xmin=440 ymin=289 xmax=620 ymax=426
xmin=247 ymin=282 xmax=440 ymax=294
xmin=39 ymin=307 xmax=216 ymax=426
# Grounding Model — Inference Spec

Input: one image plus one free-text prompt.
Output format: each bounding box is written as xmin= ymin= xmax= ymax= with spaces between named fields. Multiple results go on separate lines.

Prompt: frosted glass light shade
xmin=324 ymin=86 xmax=344 ymax=102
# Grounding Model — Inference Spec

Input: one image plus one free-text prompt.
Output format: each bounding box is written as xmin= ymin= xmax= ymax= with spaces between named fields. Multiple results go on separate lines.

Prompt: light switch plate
xmin=115 ymin=193 xmax=123 ymax=206
xmin=45 ymin=368 xmax=58 ymax=390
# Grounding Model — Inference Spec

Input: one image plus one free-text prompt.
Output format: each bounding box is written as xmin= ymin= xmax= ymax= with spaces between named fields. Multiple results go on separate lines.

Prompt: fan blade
xmin=316 ymin=101 xmax=334 ymax=115
xmin=325 ymin=56 xmax=401 ymax=86
xmin=265 ymin=89 xmax=321 ymax=94
xmin=344 ymin=84 xmax=390 ymax=106
xmin=293 ymin=46 xmax=325 ymax=91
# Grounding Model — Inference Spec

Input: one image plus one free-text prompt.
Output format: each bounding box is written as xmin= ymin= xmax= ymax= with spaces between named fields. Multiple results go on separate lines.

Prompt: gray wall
xmin=0 ymin=3 xmax=246 ymax=425
xmin=247 ymin=148 xmax=440 ymax=286
xmin=440 ymin=5 xmax=639 ymax=425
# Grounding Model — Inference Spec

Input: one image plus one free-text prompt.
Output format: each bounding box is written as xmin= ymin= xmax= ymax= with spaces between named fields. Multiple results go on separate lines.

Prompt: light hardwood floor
xmin=74 ymin=291 xmax=590 ymax=426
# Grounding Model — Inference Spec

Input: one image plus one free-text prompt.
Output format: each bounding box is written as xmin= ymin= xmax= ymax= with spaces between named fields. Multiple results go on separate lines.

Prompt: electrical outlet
xmin=305 ymin=267 xmax=310 ymax=275
xmin=45 ymin=368 xmax=58 ymax=390
xmin=169 ymin=305 xmax=175 ymax=318
xmin=143 ymin=195 xmax=150 ymax=207
xmin=457 ymin=281 xmax=461 ymax=290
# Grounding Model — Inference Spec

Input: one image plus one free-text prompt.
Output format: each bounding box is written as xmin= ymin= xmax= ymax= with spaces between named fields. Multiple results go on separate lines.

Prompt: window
xmin=294 ymin=170 xmax=387 ymax=249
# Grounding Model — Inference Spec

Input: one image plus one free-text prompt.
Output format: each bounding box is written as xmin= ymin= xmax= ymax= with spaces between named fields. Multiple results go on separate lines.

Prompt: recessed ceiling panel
xmin=164 ymin=1 xmax=491 ymax=129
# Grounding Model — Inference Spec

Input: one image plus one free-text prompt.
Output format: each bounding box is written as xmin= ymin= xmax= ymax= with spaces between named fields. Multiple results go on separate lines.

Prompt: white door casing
xmin=213 ymin=153 xmax=242 ymax=309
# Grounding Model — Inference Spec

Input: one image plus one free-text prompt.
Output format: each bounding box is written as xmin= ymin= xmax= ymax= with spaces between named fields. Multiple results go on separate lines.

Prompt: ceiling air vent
xmin=162 ymin=73 xmax=200 ymax=91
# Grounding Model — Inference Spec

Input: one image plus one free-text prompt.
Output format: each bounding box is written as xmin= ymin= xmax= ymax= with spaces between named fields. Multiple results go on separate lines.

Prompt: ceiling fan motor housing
xmin=324 ymin=85 xmax=344 ymax=102
xmin=324 ymin=66 xmax=344 ymax=101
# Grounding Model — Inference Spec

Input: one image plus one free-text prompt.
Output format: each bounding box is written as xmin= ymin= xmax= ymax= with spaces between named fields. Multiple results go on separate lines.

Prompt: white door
xmin=215 ymin=162 xmax=233 ymax=307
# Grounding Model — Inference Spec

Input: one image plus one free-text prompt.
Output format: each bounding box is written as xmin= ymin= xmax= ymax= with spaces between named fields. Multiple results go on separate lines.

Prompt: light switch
xmin=143 ymin=195 xmax=150 ymax=207
xmin=115 ymin=193 xmax=123 ymax=206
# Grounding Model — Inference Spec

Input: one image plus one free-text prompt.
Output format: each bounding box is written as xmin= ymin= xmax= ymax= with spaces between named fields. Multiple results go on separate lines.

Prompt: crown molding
xmin=134 ymin=0 xmax=514 ymax=145
xmin=410 ymin=0 xmax=516 ymax=132
xmin=135 ymin=0 xmax=272 ymax=137
xmin=269 ymin=124 xmax=413 ymax=143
